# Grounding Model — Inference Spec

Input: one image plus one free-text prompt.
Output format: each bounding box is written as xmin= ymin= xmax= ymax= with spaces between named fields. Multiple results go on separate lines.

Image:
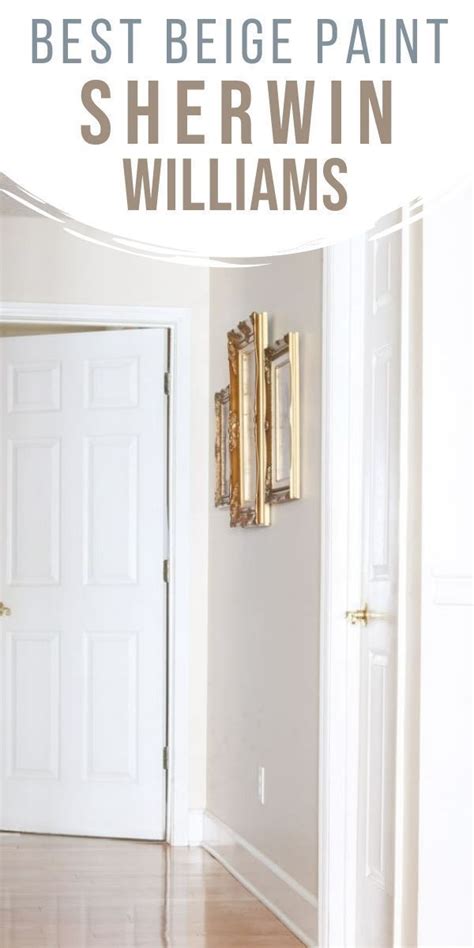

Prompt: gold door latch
xmin=345 ymin=603 xmax=387 ymax=626
xmin=0 ymin=602 xmax=12 ymax=617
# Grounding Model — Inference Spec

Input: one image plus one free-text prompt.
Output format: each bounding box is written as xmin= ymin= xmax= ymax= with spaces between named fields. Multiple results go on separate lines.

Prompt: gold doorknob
xmin=345 ymin=603 xmax=387 ymax=626
xmin=0 ymin=602 xmax=12 ymax=617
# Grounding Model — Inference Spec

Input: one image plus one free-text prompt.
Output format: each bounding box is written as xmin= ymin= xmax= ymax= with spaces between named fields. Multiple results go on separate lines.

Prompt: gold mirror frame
xmin=264 ymin=332 xmax=300 ymax=504
xmin=227 ymin=313 xmax=270 ymax=528
xmin=214 ymin=386 xmax=231 ymax=508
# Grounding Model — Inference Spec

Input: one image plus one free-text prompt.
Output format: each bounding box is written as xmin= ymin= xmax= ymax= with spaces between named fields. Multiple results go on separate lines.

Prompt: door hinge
xmin=162 ymin=746 xmax=169 ymax=771
xmin=163 ymin=558 xmax=170 ymax=583
xmin=164 ymin=371 xmax=171 ymax=396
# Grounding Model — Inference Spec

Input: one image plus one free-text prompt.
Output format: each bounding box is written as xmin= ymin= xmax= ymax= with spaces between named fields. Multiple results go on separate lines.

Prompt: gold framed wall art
xmin=214 ymin=386 xmax=231 ymax=508
xmin=227 ymin=312 xmax=270 ymax=527
xmin=264 ymin=332 xmax=300 ymax=503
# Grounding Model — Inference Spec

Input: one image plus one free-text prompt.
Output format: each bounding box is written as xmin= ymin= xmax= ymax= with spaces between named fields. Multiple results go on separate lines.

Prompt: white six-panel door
xmin=0 ymin=328 xmax=168 ymax=839
xmin=356 ymin=215 xmax=401 ymax=946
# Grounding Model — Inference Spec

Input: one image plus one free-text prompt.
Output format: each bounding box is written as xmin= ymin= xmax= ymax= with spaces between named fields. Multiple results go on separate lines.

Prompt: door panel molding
xmin=7 ymin=437 xmax=61 ymax=585
xmin=365 ymin=650 xmax=388 ymax=888
xmin=7 ymin=361 xmax=61 ymax=413
xmin=5 ymin=629 xmax=60 ymax=780
xmin=83 ymin=434 xmax=139 ymax=586
xmin=83 ymin=630 xmax=138 ymax=782
xmin=369 ymin=345 xmax=392 ymax=580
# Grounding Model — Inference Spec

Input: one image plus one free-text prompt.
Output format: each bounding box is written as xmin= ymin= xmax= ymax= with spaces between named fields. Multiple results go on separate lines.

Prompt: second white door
xmin=0 ymin=327 xmax=168 ymax=840
xmin=356 ymin=214 xmax=401 ymax=946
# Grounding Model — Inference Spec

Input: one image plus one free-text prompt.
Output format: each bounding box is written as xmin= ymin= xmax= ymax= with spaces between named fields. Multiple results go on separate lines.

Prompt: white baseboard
xmin=202 ymin=811 xmax=318 ymax=947
xmin=187 ymin=809 xmax=204 ymax=846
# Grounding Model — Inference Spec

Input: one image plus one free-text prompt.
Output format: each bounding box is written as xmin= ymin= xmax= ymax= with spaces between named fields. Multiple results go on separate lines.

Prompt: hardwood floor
xmin=0 ymin=834 xmax=303 ymax=947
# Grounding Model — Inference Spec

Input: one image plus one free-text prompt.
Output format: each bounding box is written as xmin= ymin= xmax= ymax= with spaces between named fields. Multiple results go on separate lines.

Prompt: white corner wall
xmin=0 ymin=213 xmax=210 ymax=816
xmin=206 ymin=252 xmax=322 ymax=945
xmin=417 ymin=184 xmax=473 ymax=947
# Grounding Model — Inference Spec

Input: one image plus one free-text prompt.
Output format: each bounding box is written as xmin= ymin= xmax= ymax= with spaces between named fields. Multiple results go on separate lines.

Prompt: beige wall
xmin=0 ymin=213 xmax=210 ymax=811
xmin=207 ymin=251 xmax=322 ymax=894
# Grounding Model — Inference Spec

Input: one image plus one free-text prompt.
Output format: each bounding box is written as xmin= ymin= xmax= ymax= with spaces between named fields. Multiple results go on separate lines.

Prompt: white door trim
xmin=318 ymin=237 xmax=366 ymax=948
xmin=392 ymin=207 xmax=422 ymax=947
xmin=0 ymin=300 xmax=192 ymax=846
xmin=319 ymin=221 xmax=418 ymax=945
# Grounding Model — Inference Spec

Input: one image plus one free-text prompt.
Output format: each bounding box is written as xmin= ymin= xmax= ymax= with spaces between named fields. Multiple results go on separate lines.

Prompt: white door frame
xmin=0 ymin=300 xmax=193 ymax=846
xmin=318 ymin=236 xmax=366 ymax=947
xmin=318 ymin=213 xmax=417 ymax=946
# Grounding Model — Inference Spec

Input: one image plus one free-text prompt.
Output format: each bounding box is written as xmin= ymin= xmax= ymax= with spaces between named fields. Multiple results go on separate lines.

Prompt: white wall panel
xmin=418 ymin=184 xmax=472 ymax=947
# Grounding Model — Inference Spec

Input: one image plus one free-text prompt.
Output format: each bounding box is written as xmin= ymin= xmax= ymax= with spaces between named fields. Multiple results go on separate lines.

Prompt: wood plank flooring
xmin=0 ymin=834 xmax=303 ymax=947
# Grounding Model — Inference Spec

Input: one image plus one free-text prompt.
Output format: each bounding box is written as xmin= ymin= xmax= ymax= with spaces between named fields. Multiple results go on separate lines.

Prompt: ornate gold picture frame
xmin=264 ymin=332 xmax=300 ymax=504
xmin=227 ymin=313 xmax=270 ymax=528
xmin=214 ymin=386 xmax=231 ymax=508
